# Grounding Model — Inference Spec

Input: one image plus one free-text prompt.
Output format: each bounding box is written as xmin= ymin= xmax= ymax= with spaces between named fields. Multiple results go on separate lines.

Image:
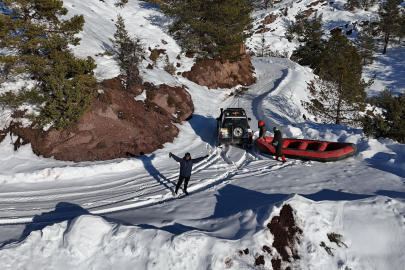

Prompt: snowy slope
xmin=0 ymin=0 xmax=405 ymax=269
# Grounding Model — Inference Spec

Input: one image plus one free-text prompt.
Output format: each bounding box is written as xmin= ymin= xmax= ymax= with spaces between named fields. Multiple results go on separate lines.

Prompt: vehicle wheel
xmin=232 ymin=125 xmax=244 ymax=139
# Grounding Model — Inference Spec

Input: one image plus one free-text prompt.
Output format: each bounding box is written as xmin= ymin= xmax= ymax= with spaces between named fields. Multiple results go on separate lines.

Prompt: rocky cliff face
xmin=4 ymin=80 xmax=193 ymax=162
xmin=182 ymin=54 xmax=256 ymax=89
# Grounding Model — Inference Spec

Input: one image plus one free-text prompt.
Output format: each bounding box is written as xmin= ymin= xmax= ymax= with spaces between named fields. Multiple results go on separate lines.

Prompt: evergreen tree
xmin=264 ymin=0 xmax=274 ymax=9
xmin=162 ymin=0 xmax=253 ymax=60
xmin=254 ymin=33 xmax=272 ymax=57
xmin=302 ymin=77 xmax=366 ymax=126
xmin=360 ymin=0 xmax=375 ymax=11
xmin=114 ymin=0 xmax=128 ymax=8
xmin=0 ymin=0 xmax=85 ymax=81
xmin=293 ymin=12 xmax=325 ymax=73
xmin=303 ymin=33 xmax=371 ymax=125
xmin=356 ymin=26 xmax=377 ymax=66
xmin=378 ymin=0 xmax=403 ymax=54
xmin=38 ymin=53 xmax=96 ymax=130
xmin=110 ymin=15 xmax=143 ymax=88
xmin=362 ymin=89 xmax=405 ymax=143
xmin=0 ymin=0 xmax=97 ymax=129
xmin=344 ymin=0 xmax=360 ymax=11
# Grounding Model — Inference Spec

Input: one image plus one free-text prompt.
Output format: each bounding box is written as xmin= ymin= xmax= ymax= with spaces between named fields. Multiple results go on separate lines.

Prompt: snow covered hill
xmin=0 ymin=0 xmax=404 ymax=269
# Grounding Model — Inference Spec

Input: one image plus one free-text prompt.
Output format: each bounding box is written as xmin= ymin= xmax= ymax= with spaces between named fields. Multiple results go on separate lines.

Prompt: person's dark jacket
xmin=272 ymin=130 xmax=283 ymax=156
xmin=259 ymin=125 xmax=267 ymax=140
xmin=171 ymin=154 xmax=206 ymax=177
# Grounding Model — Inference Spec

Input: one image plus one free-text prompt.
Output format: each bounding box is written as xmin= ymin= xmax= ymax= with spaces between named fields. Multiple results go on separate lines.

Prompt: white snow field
xmin=0 ymin=0 xmax=405 ymax=269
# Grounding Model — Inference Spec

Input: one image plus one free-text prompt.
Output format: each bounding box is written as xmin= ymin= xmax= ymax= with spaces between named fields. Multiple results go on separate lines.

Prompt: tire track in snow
xmin=0 ymin=147 xmax=291 ymax=225
xmin=0 ymin=61 xmax=296 ymax=225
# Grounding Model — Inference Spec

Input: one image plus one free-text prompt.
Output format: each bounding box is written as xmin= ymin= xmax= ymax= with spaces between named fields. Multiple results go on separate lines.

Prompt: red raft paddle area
xmin=255 ymin=137 xmax=357 ymax=162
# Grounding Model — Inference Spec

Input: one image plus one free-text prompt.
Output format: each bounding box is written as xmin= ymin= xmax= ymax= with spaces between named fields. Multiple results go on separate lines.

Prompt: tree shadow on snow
xmin=301 ymin=189 xmax=373 ymax=201
xmin=0 ymin=202 xmax=91 ymax=249
xmin=139 ymin=153 xmax=175 ymax=193
xmin=139 ymin=2 xmax=170 ymax=30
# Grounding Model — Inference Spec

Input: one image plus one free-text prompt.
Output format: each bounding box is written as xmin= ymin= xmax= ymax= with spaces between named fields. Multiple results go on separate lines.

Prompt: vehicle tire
xmin=232 ymin=125 xmax=244 ymax=139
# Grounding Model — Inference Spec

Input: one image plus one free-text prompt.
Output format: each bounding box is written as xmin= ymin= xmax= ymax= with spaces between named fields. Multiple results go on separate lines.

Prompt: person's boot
xmin=282 ymin=155 xmax=286 ymax=163
xmin=275 ymin=155 xmax=279 ymax=161
xmin=184 ymin=190 xmax=189 ymax=195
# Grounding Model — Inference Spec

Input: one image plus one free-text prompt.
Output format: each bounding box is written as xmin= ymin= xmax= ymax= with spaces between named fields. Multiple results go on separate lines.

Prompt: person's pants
xmin=175 ymin=176 xmax=190 ymax=193
xmin=275 ymin=155 xmax=286 ymax=162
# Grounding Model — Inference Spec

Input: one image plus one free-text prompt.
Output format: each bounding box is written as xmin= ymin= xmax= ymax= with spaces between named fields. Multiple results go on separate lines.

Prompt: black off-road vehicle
xmin=216 ymin=108 xmax=253 ymax=148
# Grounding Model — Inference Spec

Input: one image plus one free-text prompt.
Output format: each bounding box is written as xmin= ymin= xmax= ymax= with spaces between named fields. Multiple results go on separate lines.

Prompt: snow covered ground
xmin=0 ymin=0 xmax=404 ymax=269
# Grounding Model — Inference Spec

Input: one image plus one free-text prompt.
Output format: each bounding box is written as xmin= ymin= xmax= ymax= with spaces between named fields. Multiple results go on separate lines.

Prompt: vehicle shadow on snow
xmin=139 ymin=153 xmax=175 ymax=193
xmin=188 ymin=114 xmax=218 ymax=147
xmin=0 ymin=202 xmax=91 ymax=249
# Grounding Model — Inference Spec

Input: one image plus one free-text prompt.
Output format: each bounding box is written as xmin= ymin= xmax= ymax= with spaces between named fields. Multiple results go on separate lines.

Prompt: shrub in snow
xmin=362 ymin=89 xmax=405 ymax=144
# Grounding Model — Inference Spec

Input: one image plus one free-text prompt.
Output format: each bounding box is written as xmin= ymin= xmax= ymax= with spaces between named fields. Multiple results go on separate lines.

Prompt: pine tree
xmin=114 ymin=0 xmax=128 ymax=8
xmin=162 ymin=0 xmax=253 ymax=60
xmin=0 ymin=0 xmax=97 ymax=129
xmin=303 ymin=33 xmax=372 ymax=125
xmin=254 ymin=33 xmax=272 ymax=57
xmin=39 ymin=53 xmax=96 ymax=130
xmin=344 ymin=0 xmax=360 ymax=11
xmin=302 ymin=77 xmax=366 ymax=126
xmin=293 ymin=12 xmax=325 ymax=73
xmin=264 ymin=0 xmax=274 ymax=9
xmin=356 ymin=26 xmax=377 ymax=66
xmin=110 ymin=15 xmax=143 ymax=89
xmin=0 ymin=0 xmax=85 ymax=81
xmin=378 ymin=0 xmax=403 ymax=54
xmin=362 ymin=89 xmax=405 ymax=143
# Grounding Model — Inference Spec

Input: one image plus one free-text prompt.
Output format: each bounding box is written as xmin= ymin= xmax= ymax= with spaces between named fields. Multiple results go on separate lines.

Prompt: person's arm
xmin=170 ymin=153 xmax=182 ymax=162
xmin=192 ymin=155 xmax=209 ymax=163
xmin=272 ymin=132 xmax=279 ymax=146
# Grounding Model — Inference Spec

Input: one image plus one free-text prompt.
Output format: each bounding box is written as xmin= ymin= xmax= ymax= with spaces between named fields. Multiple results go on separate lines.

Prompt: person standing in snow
xmin=258 ymin=120 xmax=267 ymax=142
xmin=272 ymin=127 xmax=286 ymax=163
xmin=169 ymin=152 xmax=209 ymax=195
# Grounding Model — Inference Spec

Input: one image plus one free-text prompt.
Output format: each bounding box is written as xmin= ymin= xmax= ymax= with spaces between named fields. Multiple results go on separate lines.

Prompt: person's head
xmin=273 ymin=127 xmax=278 ymax=132
xmin=185 ymin=152 xmax=191 ymax=159
xmin=258 ymin=120 xmax=265 ymax=127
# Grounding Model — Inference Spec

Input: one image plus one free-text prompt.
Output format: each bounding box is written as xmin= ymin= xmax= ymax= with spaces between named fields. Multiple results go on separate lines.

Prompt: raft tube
xmin=255 ymin=137 xmax=357 ymax=162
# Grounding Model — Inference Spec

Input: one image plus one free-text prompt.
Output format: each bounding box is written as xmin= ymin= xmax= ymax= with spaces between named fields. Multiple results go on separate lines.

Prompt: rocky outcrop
xmin=261 ymin=13 xmax=278 ymax=25
xmin=182 ymin=54 xmax=256 ymax=89
xmin=4 ymin=80 xmax=193 ymax=162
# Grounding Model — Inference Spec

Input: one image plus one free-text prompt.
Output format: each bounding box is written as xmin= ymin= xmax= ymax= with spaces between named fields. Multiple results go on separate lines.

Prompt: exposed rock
xmin=330 ymin=27 xmax=342 ymax=35
xmin=267 ymin=204 xmax=302 ymax=269
xmin=182 ymin=54 xmax=256 ymax=89
xmin=255 ymin=28 xmax=271 ymax=34
xmin=4 ymin=81 xmax=193 ymax=162
xmin=300 ymin=8 xmax=316 ymax=18
xmin=262 ymin=13 xmax=278 ymax=24
xmin=254 ymin=255 xmax=265 ymax=266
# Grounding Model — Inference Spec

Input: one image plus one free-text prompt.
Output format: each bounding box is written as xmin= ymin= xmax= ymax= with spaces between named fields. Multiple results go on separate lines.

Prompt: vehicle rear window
xmin=222 ymin=118 xmax=248 ymax=129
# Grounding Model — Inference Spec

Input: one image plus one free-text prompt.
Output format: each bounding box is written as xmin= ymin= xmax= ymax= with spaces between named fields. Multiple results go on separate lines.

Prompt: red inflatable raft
xmin=255 ymin=137 xmax=357 ymax=162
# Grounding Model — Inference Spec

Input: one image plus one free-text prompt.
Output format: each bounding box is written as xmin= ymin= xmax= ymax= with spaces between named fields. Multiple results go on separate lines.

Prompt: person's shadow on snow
xmin=139 ymin=153 xmax=175 ymax=193
xmin=0 ymin=202 xmax=90 ymax=249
